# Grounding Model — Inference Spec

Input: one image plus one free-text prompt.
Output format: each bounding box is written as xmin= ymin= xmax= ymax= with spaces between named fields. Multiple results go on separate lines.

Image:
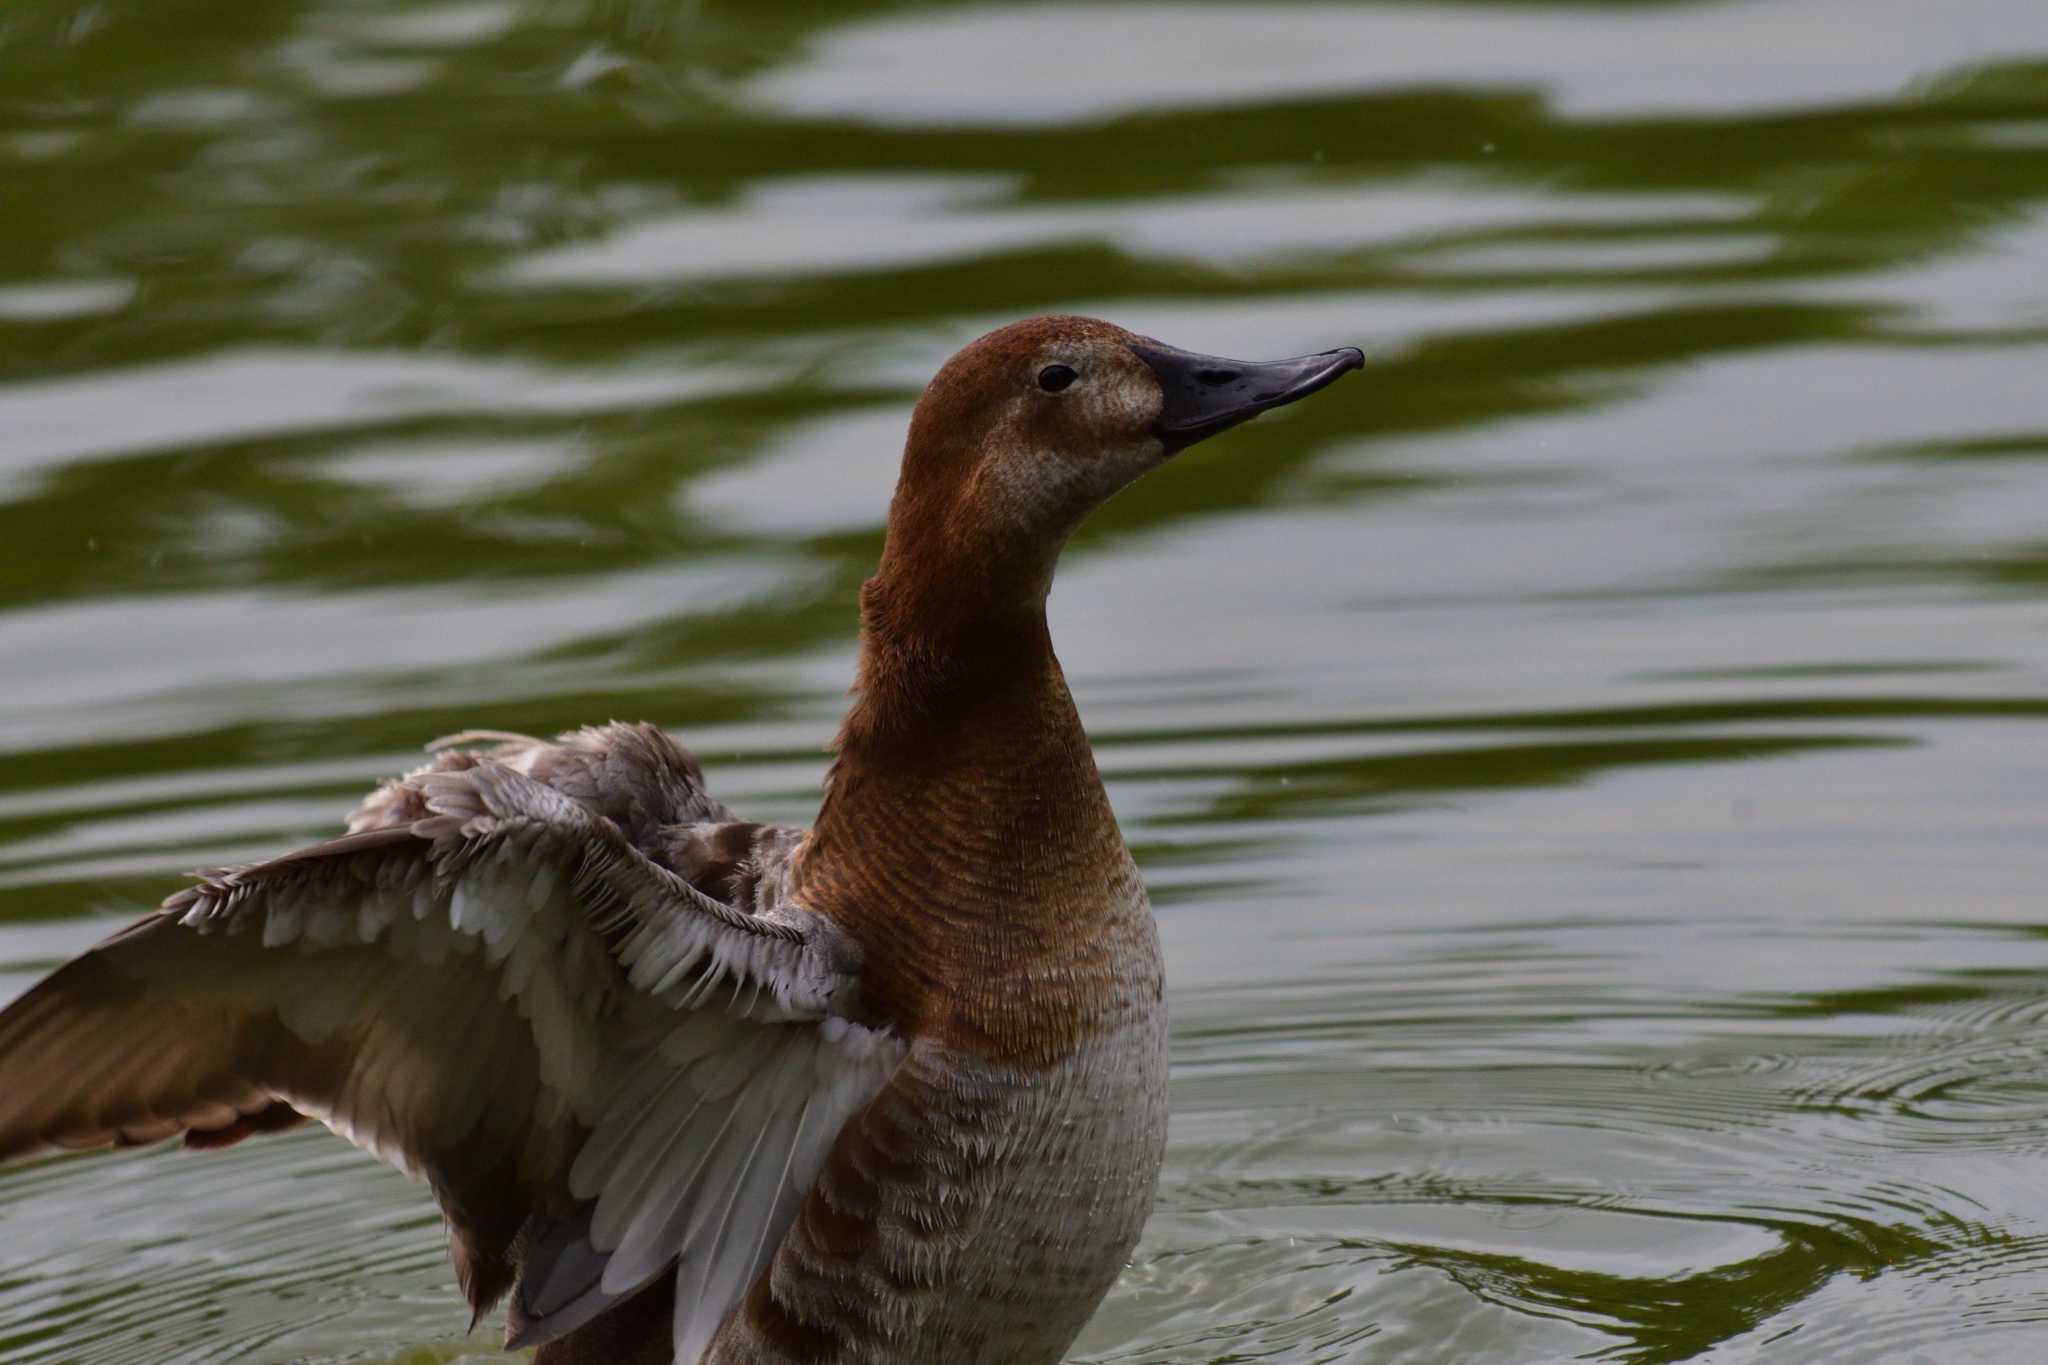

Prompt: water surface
xmin=6 ymin=1 xmax=2048 ymax=1360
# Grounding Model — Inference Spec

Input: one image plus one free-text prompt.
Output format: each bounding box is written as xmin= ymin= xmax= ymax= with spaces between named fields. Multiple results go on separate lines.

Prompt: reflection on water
xmin=5 ymin=0 xmax=2048 ymax=1360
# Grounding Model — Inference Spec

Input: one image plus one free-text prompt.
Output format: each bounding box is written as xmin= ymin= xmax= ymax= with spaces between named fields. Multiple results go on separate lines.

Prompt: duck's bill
xmin=1129 ymin=341 xmax=1365 ymax=454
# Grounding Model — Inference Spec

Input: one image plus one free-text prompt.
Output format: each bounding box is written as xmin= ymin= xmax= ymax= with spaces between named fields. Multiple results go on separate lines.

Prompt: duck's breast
xmin=709 ymin=892 xmax=1169 ymax=1365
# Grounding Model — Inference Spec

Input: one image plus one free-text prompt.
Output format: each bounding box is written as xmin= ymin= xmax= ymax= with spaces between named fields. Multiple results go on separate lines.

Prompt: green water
xmin=6 ymin=0 xmax=2048 ymax=1360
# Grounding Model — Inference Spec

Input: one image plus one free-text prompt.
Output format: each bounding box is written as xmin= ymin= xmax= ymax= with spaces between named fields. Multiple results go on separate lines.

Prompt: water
xmin=5 ymin=0 xmax=2048 ymax=1359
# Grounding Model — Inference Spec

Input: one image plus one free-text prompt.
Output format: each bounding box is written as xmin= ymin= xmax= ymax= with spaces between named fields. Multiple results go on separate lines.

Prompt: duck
xmin=0 ymin=314 xmax=1361 ymax=1364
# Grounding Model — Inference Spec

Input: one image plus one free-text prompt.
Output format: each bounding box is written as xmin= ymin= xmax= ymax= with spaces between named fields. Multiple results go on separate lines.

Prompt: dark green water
xmin=6 ymin=0 xmax=2048 ymax=1360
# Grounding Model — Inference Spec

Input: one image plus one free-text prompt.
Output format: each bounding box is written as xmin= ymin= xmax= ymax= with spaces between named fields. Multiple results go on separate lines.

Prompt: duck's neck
xmin=839 ymin=554 xmax=1058 ymax=730
xmin=803 ymin=565 xmax=1151 ymax=1064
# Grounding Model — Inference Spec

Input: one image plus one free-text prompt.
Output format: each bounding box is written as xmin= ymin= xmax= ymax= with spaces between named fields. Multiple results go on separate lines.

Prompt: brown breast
xmin=798 ymin=602 xmax=1150 ymax=1068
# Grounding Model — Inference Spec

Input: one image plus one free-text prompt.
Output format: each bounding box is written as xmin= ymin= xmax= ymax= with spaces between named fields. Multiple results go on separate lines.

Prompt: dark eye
xmin=1037 ymin=364 xmax=1077 ymax=393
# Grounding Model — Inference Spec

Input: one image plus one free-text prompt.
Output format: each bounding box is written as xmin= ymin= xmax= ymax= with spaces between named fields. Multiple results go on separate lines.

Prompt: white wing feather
xmin=0 ymin=724 xmax=903 ymax=1358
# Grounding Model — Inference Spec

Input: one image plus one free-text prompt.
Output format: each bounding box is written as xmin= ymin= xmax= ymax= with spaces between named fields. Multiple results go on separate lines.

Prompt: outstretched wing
xmin=0 ymin=723 xmax=902 ymax=1352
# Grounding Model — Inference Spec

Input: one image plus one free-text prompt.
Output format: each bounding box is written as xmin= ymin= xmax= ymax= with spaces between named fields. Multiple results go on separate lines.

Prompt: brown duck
xmin=0 ymin=315 xmax=1361 ymax=1363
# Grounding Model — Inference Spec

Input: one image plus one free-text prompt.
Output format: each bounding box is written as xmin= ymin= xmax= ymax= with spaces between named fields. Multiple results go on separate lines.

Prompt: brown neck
xmin=802 ymin=567 xmax=1148 ymax=1065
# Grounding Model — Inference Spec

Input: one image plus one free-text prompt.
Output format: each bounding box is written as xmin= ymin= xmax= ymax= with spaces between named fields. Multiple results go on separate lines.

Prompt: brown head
xmin=864 ymin=314 xmax=1364 ymax=649
xmin=818 ymin=316 xmax=1361 ymax=1050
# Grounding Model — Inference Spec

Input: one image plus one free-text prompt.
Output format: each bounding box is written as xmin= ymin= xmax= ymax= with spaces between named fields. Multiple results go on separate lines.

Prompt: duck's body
xmin=706 ymin=601 xmax=1170 ymax=1365
xmin=0 ymin=316 xmax=1358 ymax=1363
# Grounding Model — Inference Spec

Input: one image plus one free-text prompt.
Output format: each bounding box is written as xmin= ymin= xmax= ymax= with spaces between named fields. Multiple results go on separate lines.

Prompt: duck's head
xmin=872 ymin=314 xmax=1363 ymax=624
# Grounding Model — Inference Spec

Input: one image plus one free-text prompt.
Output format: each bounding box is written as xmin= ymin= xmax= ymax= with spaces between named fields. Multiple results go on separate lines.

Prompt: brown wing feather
xmin=0 ymin=721 xmax=783 ymax=1322
xmin=0 ymin=896 xmax=578 ymax=1315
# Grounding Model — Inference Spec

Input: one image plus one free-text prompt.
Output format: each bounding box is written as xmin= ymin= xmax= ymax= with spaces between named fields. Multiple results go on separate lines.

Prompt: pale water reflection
xmin=5 ymin=0 xmax=2048 ymax=1361
xmin=744 ymin=0 xmax=2048 ymax=124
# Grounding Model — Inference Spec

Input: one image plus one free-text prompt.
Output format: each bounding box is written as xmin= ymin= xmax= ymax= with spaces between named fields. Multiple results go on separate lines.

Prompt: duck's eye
xmin=1037 ymin=364 xmax=1078 ymax=393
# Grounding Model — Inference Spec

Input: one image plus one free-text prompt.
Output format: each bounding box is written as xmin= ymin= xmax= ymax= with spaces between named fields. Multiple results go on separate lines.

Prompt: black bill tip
xmin=1130 ymin=340 xmax=1364 ymax=454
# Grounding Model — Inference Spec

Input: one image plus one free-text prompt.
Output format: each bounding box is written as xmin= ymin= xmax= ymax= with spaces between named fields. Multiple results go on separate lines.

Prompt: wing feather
xmin=508 ymin=1011 xmax=904 ymax=1354
xmin=0 ymin=723 xmax=895 ymax=1349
